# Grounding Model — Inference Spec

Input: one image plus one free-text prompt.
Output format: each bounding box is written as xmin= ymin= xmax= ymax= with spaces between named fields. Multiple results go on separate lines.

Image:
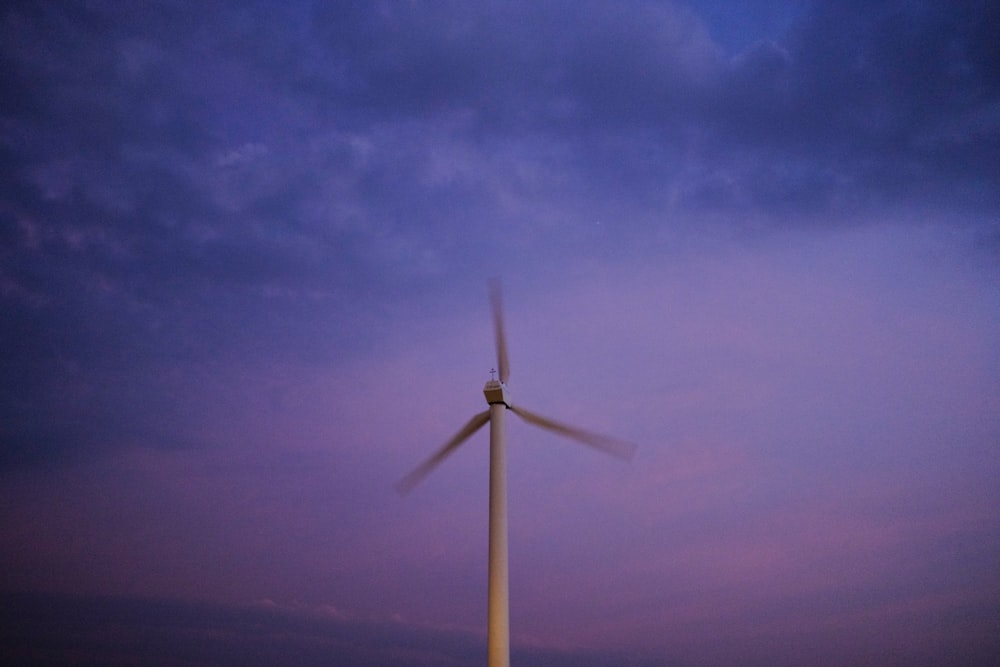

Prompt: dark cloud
xmin=0 ymin=592 xmax=665 ymax=667
xmin=1 ymin=0 xmax=997 ymax=467
xmin=290 ymin=0 xmax=1000 ymax=222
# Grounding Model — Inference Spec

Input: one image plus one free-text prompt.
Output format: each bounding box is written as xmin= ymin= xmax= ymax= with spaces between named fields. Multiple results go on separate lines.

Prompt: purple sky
xmin=2 ymin=1 xmax=999 ymax=665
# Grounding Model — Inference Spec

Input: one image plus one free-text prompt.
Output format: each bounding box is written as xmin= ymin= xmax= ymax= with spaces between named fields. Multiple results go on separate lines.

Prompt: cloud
xmin=0 ymin=4 xmax=998 ymax=661
xmin=0 ymin=592 xmax=670 ymax=667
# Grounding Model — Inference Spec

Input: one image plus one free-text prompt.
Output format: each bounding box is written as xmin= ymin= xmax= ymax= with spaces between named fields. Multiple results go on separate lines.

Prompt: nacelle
xmin=483 ymin=380 xmax=510 ymax=407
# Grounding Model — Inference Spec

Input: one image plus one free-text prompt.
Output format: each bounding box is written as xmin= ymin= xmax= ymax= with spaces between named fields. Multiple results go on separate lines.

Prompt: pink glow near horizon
xmin=1 ymin=223 xmax=997 ymax=663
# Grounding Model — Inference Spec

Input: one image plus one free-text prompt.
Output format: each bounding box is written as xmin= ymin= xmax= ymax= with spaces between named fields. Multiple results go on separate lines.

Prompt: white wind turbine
xmin=396 ymin=280 xmax=636 ymax=667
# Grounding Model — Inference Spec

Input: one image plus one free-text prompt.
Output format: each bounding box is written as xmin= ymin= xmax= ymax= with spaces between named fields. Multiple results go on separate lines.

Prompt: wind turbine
xmin=396 ymin=280 xmax=636 ymax=667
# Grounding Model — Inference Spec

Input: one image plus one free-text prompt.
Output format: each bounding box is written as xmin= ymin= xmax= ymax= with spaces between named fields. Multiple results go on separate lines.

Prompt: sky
xmin=1 ymin=1 xmax=999 ymax=665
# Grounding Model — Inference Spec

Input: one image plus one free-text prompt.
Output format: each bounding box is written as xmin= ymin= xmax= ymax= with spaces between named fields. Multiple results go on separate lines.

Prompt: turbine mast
xmin=484 ymin=378 xmax=511 ymax=667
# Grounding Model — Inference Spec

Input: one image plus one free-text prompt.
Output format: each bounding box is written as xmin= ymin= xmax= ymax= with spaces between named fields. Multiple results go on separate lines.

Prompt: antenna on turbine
xmin=397 ymin=279 xmax=636 ymax=667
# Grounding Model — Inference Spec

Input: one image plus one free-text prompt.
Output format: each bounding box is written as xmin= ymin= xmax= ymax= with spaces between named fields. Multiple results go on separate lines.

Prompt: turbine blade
xmin=395 ymin=410 xmax=491 ymax=494
xmin=489 ymin=278 xmax=510 ymax=384
xmin=510 ymin=405 xmax=637 ymax=461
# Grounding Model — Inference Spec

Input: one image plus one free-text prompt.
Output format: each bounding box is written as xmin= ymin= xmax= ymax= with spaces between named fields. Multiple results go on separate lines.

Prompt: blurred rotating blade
xmin=489 ymin=278 xmax=510 ymax=384
xmin=395 ymin=410 xmax=491 ymax=494
xmin=510 ymin=405 xmax=637 ymax=461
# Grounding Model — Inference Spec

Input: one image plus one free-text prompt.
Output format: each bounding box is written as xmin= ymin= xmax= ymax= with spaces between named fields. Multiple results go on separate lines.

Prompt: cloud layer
xmin=1 ymin=1 xmax=998 ymax=665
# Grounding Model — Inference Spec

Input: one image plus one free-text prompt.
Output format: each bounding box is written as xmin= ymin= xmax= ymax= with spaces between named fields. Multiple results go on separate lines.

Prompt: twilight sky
xmin=1 ymin=1 xmax=999 ymax=665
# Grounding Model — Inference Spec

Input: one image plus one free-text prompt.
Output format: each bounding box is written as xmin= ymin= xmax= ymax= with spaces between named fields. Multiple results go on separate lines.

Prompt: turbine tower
xmin=396 ymin=280 xmax=636 ymax=667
